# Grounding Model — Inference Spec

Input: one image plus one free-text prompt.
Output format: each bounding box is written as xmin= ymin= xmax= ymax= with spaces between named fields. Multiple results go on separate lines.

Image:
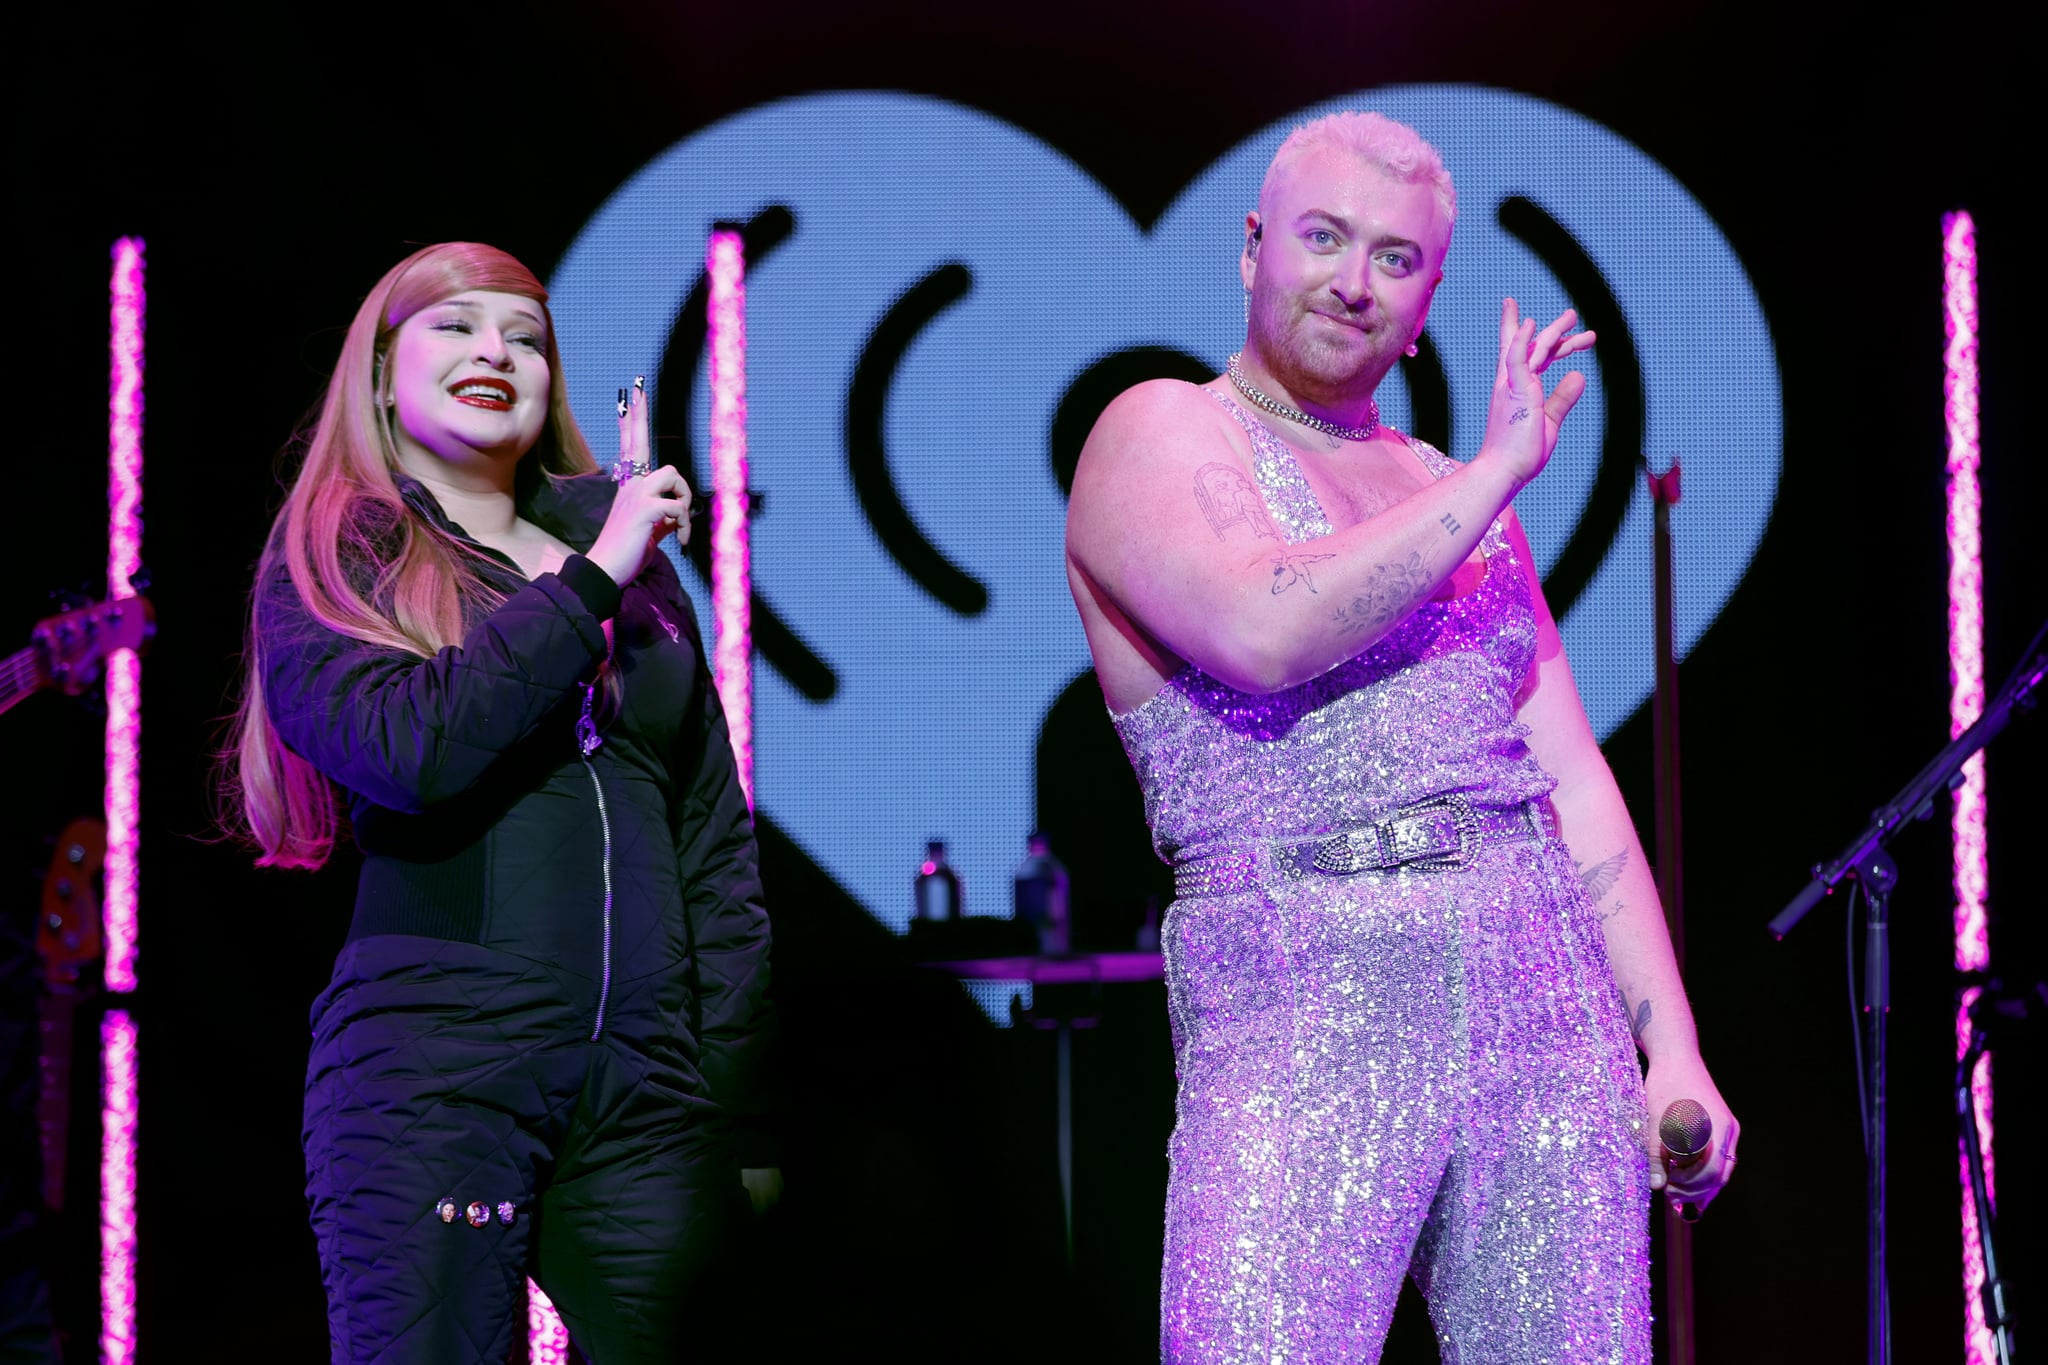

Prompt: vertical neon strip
xmin=102 ymin=236 xmax=145 ymax=1365
xmin=706 ymin=230 xmax=753 ymax=808
xmin=106 ymin=235 xmax=145 ymax=992
xmin=526 ymin=1279 xmax=571 ymax=1364
xmin=99 ymin=1012 xmax=138 ymax=1365
xmin=1942 ymin=209 xmax=1993 ymax=1365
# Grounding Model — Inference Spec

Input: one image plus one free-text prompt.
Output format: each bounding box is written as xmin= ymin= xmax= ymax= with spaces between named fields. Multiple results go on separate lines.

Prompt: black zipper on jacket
xmin=577 ymin=683 xmax=615 ymax=1041
xmin=398 ymin=478 xmax=620 ymax=1041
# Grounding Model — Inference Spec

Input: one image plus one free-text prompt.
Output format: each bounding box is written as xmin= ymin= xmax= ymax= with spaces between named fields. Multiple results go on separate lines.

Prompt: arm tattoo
xmin=1270 ymin=552 xmax=1336 ymax=595
xmin=1615 ymin=986 xmax=1653 ymax=1043
xmin=1577 ymin=849 xmax=1629 ymax=901
xmin=1438 ymin=512 xmax=1462 ymax=535
xmin=1331 ymin=553 xmax=1430 ymax=636
xmin=1194 ymin=463 xmax=1279 ymax=541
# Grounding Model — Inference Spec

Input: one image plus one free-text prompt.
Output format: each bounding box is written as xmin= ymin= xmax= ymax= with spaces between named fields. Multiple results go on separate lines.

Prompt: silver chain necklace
xmin=1226 ymin=353 xmax=1379 ymax=442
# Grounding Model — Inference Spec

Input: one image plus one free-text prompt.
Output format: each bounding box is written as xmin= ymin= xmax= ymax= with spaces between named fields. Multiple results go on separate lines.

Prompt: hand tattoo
xmin=1331 ymin=553 xmax=1430 ymax=636
xmin=1439 ymin=512 xmax=1462 ymax=535
xmin=1508 ymin=407 xmax=1531 ymax=425
xmin=1270 ymin=552 xmax=1336 ymax=595
xmin=1194 ymin=464 xmax=1279 ymax=541
xmin=1577 ymin=849 xmax=1629 ymax=901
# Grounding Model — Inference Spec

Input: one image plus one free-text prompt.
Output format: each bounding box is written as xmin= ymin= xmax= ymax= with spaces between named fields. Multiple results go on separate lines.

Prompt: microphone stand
xmin=1768 ymin=617 xmax=2046 ymax=1365
xmin=1957 ymin=1011 xmax=2016 ymax=1365
xmin=1644 ymin=459 xmax=1695 ymax=1365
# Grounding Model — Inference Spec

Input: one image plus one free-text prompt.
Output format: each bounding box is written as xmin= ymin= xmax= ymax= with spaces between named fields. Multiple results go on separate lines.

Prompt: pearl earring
xmin=1404 ymin=341 xmax=1419 ymax=358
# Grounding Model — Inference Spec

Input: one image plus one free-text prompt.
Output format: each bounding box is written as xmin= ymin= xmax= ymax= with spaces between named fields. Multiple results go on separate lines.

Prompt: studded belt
xmin=1172 ymin=795 xmax=1553 ymax=900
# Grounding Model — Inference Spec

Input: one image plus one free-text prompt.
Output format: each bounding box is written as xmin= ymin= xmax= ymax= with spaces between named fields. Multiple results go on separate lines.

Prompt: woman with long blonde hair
xmin=226 ymin=242 xmax=777 ymax=1363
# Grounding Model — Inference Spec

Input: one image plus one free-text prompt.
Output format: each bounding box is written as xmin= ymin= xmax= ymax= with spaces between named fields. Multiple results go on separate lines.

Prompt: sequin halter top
xmin=1110 ymin=390 xmax=1558 ymax=870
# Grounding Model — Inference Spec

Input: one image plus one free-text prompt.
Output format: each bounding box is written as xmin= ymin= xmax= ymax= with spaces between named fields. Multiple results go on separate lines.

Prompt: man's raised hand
xmin=1480 ymin=298 xmax=1595 ymax=489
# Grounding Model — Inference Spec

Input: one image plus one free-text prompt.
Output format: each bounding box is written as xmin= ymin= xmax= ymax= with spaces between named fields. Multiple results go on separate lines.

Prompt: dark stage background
xmin=9 ymin=2 xmax=2045 ymax=1361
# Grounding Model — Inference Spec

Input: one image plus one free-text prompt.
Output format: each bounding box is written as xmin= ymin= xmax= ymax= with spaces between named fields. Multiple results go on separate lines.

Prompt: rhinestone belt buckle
xmin=1309 ymin=795 xmax=1477 ymax=875
xmin=1384 ymin=795 xmax=1479 ymax=870
xmin=1309 ymin=825 xmax=1383 ymax=875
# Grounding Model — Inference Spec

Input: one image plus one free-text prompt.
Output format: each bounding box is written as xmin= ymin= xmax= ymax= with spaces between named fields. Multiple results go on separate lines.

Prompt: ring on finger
xmin=611 ymin=457 xmax=651 ymax=485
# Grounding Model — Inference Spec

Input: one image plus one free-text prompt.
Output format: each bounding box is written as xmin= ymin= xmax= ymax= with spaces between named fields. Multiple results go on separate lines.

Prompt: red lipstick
xmin=449 ymin=377 xmax=517 ymax=411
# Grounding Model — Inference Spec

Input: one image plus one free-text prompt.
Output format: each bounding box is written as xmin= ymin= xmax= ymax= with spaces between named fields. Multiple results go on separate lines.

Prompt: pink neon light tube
xmin=706 ymin=230 xmax=753 ymax=808
xmin=100 ymin=1011 xmax=139 ymax=1365
xmin=101 ymin=235 xmax=145 ymax=1365
xmin=1942 ymin=209 xmax=1993 ymax=1365
xmin=106 ymin=236 xmax=144 ymax=993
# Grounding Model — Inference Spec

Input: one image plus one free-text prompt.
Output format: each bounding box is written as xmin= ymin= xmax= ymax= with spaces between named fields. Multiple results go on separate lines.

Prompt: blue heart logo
xmin=551 ymin=87 xmax=1780 ymax=933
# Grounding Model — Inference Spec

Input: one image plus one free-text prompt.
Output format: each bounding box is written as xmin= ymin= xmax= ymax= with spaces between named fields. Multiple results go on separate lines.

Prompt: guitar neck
xmin=5 ymin=596 xmax=154 ymax=714
xmin=0 ymin=645 xmax=38 ymax=715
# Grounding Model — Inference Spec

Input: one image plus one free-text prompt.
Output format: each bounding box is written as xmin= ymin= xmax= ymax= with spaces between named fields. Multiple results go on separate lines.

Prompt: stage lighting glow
xmin=707 ymin=228 xmax=754 ymax=808
xmin=1942 ymin=209 xmax=1994 ymax=1365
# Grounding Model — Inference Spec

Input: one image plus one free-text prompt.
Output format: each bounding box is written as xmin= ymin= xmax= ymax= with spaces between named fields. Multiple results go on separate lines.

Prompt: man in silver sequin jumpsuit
xmin=1065 ymin=111 xmax=1739 ymax=1363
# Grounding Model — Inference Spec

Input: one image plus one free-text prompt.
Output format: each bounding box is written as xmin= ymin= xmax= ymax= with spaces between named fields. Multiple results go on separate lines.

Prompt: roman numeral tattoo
xmin=1439 ymin=512 xmax=1462 ymax=535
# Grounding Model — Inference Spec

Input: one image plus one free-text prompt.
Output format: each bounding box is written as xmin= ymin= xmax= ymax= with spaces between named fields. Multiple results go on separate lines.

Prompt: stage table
xmin=921 ymin=951 xmax=1165 ymax=1266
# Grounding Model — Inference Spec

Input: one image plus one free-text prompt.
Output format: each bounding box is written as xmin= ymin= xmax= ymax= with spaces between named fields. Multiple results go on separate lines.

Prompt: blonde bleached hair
xmin=1258 ymin=111 xmax=1457 ymax=248
xmin=224 ymin=242 xmax=599 ymax=869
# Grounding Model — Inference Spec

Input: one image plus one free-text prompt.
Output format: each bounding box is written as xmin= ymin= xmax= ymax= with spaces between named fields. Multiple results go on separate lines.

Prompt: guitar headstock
xmin=38 ymin=817 xmax=105 ymax=991
xmin=28 ymin=595 xmax=155 ymax=697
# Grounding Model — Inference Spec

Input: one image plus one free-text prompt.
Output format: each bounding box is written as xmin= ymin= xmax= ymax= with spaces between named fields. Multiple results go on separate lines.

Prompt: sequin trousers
xmin=1111 ymin=393 xmax=1652 ymax=1364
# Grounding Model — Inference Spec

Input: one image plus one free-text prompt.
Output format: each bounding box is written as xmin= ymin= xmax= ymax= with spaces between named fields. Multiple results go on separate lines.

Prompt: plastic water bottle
xmin=914 ymin=839 xmax=961 ymax=923
xmin=1135 ymin=896 xmax=1161 ymax=951
xmin=1013 ymin=831 xmax=1070 ymax=954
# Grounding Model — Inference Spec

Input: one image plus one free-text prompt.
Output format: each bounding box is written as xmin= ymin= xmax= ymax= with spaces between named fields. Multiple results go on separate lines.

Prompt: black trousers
xmin=303 ymin=936 xmax=743 ymax=1364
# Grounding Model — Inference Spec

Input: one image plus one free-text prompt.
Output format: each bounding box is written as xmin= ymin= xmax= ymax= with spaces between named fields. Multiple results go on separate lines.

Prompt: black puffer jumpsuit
xmin=260 ymin=471 xmax=775 ymax=1364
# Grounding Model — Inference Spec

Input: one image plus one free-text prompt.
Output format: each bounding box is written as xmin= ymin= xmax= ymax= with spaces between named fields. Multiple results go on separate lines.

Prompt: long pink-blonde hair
xmin=224 ymin=242 xmax=598 ymax=869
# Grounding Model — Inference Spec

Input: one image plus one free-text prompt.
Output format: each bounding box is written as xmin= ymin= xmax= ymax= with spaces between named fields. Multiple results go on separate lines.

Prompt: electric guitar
xmin=37 ymin=818 xmax=104 ymax=1212
xmin=1 ymin=596 xmax=155 ymax=716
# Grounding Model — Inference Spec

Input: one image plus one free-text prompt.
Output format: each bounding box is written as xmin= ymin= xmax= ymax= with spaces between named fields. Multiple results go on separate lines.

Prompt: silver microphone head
xmin=1659 ymin=1099 xmax=1712 ymax=1160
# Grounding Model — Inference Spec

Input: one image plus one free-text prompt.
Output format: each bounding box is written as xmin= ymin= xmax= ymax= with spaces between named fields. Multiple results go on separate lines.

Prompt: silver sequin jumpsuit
xmin=1112 ymin=393 xmax=1652 ymax=1364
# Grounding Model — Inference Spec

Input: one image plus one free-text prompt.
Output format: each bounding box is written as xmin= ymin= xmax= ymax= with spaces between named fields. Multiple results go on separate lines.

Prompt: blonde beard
xmin=1246 ymin=297 xmax=1394 ymax=414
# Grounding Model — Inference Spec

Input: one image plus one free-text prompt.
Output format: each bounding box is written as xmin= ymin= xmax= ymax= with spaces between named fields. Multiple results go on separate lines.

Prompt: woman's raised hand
xmin=1478 ymin=299 xmax=1596 ymax=489
xmin=588 ymin=378 xmax=693 ymax=588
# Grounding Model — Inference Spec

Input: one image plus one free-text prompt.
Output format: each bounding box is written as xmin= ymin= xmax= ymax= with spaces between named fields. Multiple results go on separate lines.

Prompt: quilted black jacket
xmin=259 ymin=469 xmax=778 ymax=1164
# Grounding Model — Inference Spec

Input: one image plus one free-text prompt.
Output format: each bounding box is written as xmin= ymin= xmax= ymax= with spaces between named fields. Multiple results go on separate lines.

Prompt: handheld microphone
xmin=1659 ymin=1099 xmax=1713 ymax=1223
xmin=1659 ymin=1098 xmax=1712 ymax=1168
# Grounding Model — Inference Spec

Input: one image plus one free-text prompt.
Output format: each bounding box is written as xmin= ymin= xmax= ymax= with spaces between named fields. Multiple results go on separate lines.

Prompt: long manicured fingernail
xmin=633 ymin=375 xmax=646 ymax=392
xmin=616 ymin=388 xmax=629 ymax=417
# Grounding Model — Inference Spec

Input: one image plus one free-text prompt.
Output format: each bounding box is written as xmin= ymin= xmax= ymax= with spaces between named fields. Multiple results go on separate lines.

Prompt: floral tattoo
xmin=1332 ymin=553 xmax=1431 ymax=636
